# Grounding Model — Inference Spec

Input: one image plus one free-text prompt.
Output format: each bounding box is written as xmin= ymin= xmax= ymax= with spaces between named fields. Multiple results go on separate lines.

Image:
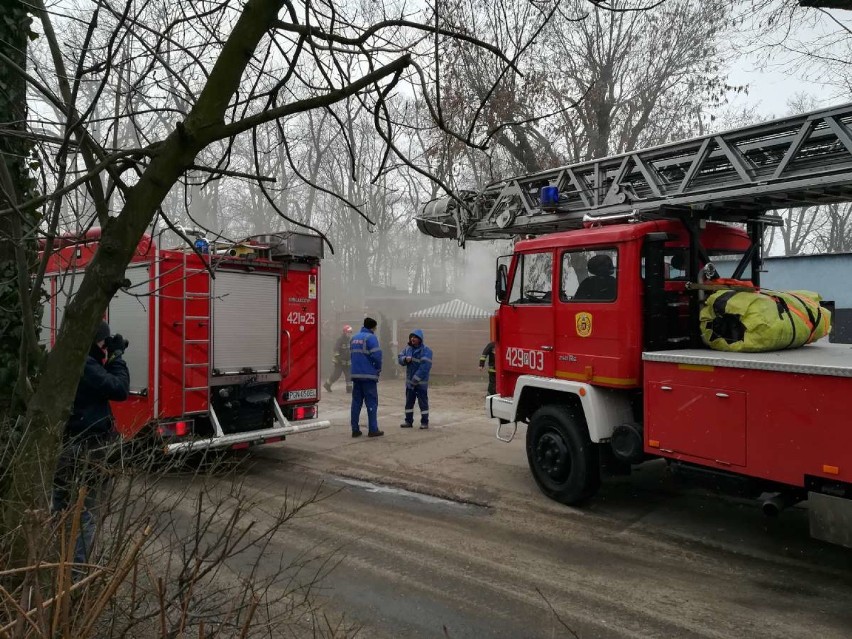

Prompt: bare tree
xmin=0 ymin=0 xmax=522 ymax=538
xmin=732 ymin=1 xmax=852 ymax=104
xmin=433 ymin=0 xmax=740 ymax=180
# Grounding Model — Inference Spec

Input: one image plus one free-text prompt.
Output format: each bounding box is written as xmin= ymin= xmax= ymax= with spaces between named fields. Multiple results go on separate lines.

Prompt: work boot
xmin=323 ymin=382 xmax=332 ymax=393
xmin=400 ymin=422 xmax=413 ymax=428
xmin=367 ymin=430 xmax=384 ymax=438
xmin=351 ymin=430 xmax=362 ymax=438
xmin=419 ymin=424 xmax=429 ymax=430
xmin=345 ymin=385 xmax=353 ymax=394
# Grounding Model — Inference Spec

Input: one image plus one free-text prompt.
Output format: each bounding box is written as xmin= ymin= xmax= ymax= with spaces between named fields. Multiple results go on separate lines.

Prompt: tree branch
xmin=199 ymin=54 xmax=413 ymax=144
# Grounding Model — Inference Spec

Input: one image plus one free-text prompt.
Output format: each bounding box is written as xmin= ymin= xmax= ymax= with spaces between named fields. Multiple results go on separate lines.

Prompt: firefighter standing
xmin=324 ymin=324 xmax=353 ymax=393
xmin=349 ymin=317 xmax=384 ymax=438
xmin=52 ymin=321 xmax=129 ymax=580
xmin=480 ymin=341 xmax=496 ymax=395
xmin=398 ymin=329 xmax=432 ymax=429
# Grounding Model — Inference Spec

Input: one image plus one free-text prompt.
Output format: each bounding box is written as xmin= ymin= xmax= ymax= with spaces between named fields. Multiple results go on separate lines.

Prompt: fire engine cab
xmin=42 ymin=230 xmax=330 ymax=453
xmin=418 ymin=102 xmax=852 ymax=546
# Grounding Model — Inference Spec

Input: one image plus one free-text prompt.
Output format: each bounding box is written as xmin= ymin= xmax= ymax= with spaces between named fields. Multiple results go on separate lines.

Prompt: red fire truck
xmin=42 ymin=230 xmax=330 ymax=453
xmin=418 ymin=102 xmax=852 ymax=546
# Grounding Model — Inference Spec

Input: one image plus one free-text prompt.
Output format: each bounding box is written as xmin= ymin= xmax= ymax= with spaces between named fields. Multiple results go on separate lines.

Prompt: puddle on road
xmin=331 ymin=476 xmax=489 ymax=515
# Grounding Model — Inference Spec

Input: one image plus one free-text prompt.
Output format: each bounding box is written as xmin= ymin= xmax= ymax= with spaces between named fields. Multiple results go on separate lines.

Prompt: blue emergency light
xmin=541 ymin=186 xmax=559 ymax=207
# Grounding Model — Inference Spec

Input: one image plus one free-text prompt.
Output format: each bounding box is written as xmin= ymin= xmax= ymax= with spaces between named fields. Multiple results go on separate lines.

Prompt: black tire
xmin=526 ymin=405 xmax=600 ymax=505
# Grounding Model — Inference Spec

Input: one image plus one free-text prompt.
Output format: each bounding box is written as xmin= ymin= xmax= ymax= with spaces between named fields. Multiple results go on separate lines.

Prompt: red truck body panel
xmin=644 ymin=347 xmax=852 ymax=489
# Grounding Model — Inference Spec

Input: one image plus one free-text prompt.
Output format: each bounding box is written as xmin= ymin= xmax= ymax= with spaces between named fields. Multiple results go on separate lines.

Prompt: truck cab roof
xmin=513 ymin=219 xmax=751 ymax=253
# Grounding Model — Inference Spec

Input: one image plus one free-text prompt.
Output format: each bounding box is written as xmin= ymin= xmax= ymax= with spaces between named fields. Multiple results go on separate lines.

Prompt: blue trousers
xmin=404 ymin=384 xmax=429 ymax=425
xmin=51 ymin=438 xmax=114 ymax=579
xmin=351 ymin=380 xmax=379 ymax=433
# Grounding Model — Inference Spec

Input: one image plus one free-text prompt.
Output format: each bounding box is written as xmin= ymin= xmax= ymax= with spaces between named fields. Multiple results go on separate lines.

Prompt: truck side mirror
xmin=496 ymin=263 xmax=508 ymax=303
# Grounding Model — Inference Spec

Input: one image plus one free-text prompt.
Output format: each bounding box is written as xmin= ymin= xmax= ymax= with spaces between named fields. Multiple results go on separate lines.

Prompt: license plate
xmin=287 ymin=388 xmax=317 ymax=400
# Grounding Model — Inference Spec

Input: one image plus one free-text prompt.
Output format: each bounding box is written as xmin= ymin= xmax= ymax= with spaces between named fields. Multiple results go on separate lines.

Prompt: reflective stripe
xmin=420 ymin=357 xmax=432 ymax=363
xmin=368 ymin=347 xmax=382 ymax=353
xmin=420 ymin=410 xmax=429 ymax=415
xmin=404 ymin=409 xmax=414 ymax=413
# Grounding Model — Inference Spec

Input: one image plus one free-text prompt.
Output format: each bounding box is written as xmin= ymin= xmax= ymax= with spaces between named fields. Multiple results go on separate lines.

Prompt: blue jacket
xmin=397 ymin=329 xmax=432 ymax=386
xmin=350 ymin=326 xmax=382 ymax=381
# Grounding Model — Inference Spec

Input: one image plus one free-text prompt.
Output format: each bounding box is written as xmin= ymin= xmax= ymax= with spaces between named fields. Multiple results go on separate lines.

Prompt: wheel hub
xmin=536 ymin=431 xmax=570 ymax=482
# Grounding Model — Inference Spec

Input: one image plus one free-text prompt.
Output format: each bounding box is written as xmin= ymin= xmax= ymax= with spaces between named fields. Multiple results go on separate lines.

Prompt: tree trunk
xmin=0 ymin=2 xmax=39 ymax=415
xmin=4 ymin=0 xmax=288 ymax=536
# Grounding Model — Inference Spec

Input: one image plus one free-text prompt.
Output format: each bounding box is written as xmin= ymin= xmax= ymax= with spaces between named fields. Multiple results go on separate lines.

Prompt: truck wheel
xmin=526 ymin=405 xmax=600 ymax=505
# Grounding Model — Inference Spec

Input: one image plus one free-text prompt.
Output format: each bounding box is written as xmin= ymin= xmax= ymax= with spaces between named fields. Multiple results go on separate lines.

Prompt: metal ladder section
xmin=181 ymin=252 xmax=211 ymax=416
xmin=416 ymin=102 xmax=852 ymax=242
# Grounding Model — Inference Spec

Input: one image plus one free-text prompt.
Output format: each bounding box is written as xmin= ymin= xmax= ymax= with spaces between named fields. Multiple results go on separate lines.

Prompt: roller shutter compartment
xmin=212 ymin=271 xmax=280 ymax=374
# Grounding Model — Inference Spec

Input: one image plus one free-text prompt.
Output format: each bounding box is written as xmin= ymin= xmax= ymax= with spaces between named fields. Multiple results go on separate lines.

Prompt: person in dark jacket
xmin=349 ymin=318 xmax=383 ymax=438
xmin=398 ymin=329 xmax=433 ymax=429
xmin=479 ymin=341 xmax=496 ymax=395
xmin=324 ymin=324 xmax=353 ymax=393
xmin=573 ymin=254 xmax=617 ymax=301
xmin=52 ymin=320 xmax=130 ymax=578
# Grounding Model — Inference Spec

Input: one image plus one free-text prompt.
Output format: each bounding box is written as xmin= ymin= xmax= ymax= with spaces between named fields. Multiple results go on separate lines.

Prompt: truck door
xmin=500 ymin=251 xmax=555 ymax=391
xmin=554 ymin=246 xmax=639 ymax=388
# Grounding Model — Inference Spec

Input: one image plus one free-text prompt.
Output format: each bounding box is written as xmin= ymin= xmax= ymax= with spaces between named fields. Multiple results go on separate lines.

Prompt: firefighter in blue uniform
xmin=398 ymin=329 xmax=433 ymax=429
xmin=349 ymin=317 xmax=384 ymax=438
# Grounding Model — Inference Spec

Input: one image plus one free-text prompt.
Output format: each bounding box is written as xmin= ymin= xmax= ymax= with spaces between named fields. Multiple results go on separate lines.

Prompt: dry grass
xmin=0 ymin=436 xmax=358 ymax=639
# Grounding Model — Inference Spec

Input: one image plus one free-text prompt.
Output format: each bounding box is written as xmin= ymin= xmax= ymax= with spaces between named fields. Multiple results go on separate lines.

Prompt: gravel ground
xmin=153 ymin=377 xmax=852 ymax=638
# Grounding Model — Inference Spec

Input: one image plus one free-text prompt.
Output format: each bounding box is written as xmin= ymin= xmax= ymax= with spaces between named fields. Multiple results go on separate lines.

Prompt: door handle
xmin=540 ymin=345 xmax=554 ymax=351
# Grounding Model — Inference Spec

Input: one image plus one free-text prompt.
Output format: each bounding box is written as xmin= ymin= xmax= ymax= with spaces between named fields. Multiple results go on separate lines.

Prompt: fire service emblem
xmin=575 ymin=312 xmax=593 ymax=337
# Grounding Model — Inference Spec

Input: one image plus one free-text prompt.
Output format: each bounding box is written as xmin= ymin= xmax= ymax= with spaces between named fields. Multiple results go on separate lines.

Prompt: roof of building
xmin=410 ymin=298 xmax=493 ymax=320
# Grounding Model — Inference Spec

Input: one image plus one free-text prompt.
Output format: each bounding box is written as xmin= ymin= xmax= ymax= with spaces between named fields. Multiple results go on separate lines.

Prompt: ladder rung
xmin=186 ymin=363 xmax=209 ymax=368
xmin=184 ymin=292 xmax=209 ymax=298
xmin=185 ymin=268 xmax=209 ymax=274
xmin=185 ymin=316 xmax=210 ymax=320
xmin=186 ymin=339 xmax=209 ymax=344
xmin=184 ymin=386 xmax=209 ymax=392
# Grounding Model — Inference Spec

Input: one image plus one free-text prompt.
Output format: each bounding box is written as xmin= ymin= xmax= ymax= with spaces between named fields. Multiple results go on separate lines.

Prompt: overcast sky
xmin=725 ymin=6 xmax=850 ymax=119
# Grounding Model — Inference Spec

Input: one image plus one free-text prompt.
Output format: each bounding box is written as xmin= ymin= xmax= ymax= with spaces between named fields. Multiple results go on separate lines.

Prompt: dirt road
xmin=164 ymin=378 xmax=852 ymax=638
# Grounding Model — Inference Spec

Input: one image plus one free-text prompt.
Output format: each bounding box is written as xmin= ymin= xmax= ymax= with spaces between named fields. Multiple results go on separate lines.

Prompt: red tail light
xmin=293 ymin=405 xmax=317 ymax=421
xmin=156 ymin=419 xmax=194 ymax=438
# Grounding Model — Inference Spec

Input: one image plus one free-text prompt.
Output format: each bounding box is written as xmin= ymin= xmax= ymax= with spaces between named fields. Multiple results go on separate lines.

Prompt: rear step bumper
xmin=165 ymin=419 xmax=330 ymax=454
xmin=165 ymin=400 xmax=329 ymax=454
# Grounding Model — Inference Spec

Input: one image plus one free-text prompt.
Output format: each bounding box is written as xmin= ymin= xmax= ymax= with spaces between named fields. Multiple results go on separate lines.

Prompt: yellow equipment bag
xmin=700 ymin=289 xmax=832 ymax=352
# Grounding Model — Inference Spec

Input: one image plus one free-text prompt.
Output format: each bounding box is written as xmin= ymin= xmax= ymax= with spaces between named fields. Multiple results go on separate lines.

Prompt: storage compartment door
xmin=213 ymin=271 xmax=279 ymax=374
xmin=646 ymin=382 xmax=747 ymax=466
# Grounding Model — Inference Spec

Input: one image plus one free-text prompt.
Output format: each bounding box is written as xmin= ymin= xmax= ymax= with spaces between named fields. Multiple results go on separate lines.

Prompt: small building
xmin=399 ymin=299 xmax=494 ymax=378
